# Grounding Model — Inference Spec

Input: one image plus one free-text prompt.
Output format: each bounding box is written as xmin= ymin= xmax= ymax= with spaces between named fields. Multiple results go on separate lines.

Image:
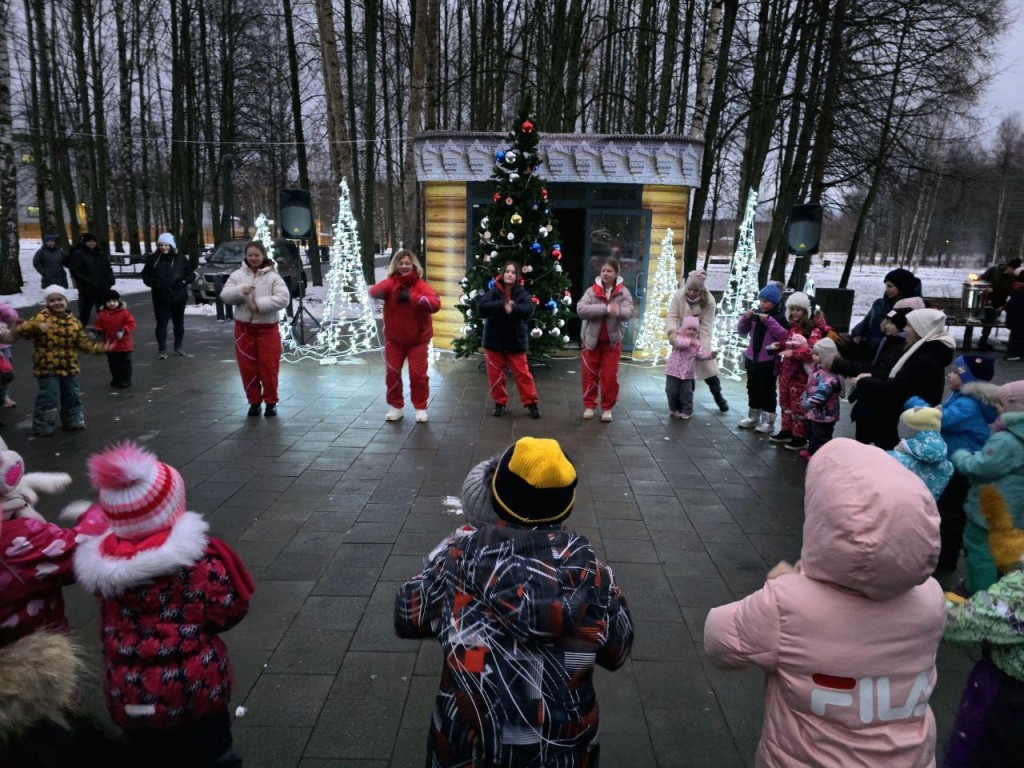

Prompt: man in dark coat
xmin=66 ymin=233 xmax=115 ymax=325
xmin=978 ymin=257 xmax=1022 ymax=350
xmin=32 ymin=234 xmax=68 ymax=289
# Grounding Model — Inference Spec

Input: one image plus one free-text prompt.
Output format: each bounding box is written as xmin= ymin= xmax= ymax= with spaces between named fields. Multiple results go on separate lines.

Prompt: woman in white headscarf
xmin=849 ymin=308 xmax=955 ymax=449
xmin=666 ymin=269 xmax=729 ymax=412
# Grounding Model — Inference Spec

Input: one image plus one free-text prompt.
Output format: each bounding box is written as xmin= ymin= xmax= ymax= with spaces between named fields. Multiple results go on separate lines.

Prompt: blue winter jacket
xmin=952 ymin=411 xmax=1024 ymax=530
xmin=887 ymin=430 xmax=953 ymax=500
xmin=906 ymin=390 xmax=998 ymax=456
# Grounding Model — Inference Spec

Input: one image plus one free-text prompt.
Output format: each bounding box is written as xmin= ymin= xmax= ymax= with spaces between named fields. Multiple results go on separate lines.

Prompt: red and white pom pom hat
xmin=87 ymin=442 xmax=186 ymax=540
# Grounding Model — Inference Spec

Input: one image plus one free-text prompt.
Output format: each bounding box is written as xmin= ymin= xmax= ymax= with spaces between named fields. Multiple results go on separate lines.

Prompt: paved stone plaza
xmin=7 ymin=304 xmax=1005 ymax=767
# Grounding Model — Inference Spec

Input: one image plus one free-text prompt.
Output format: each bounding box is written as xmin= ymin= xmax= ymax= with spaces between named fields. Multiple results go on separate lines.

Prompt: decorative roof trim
xmin=413 ymin=131 xmax=703 ymax=187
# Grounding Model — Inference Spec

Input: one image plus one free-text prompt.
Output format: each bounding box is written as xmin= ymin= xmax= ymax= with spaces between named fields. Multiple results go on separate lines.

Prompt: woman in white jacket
xmin=665 ymin=269 xmax=729 ymax=412
xmin=219 ymin=240 xmax=291 ymax=417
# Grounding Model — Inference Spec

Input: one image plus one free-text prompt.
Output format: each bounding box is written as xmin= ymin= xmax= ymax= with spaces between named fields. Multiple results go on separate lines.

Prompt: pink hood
xmin=801 ymin=438 xmax=940 ymax=601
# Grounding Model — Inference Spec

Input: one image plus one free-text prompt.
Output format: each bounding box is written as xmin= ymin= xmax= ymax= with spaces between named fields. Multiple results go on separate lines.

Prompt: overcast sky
xmin=978 ymin=1 xmax=1024 ymax=138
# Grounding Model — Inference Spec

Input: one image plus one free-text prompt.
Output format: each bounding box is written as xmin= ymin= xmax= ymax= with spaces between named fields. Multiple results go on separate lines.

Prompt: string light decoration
xmin=452 ymin=100 xmax=573 ymax=357
xmin=251 ymin=213 xmax=294 ymax=346
xmin=633 ymin=227 xmax=677 ymax=365
xmin=711 ymin=188 xmax=761 ymax=380
xmin=282 ymin=178 xmax=380 ymax=365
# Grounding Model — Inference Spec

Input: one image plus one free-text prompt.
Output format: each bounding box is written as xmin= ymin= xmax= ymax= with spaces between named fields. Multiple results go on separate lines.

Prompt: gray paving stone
xmin=294 ymin=595 xmax=368 ymax=630
xmin=233 ymin=726 xmax=312 ymax=768
xmin=241 ymin=674 xmax=335 ymax=726
xmin=305 ymin=698 xmax=404 ymax=760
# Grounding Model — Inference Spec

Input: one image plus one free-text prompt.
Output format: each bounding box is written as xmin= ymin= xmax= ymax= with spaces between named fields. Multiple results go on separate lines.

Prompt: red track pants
xmin=581 ymin=342 xmax=621 ymax=410
xmin=234 ymin=321 xmax=282 ymax=405
xmin=484 ymin=349 xmax=538 ymax=407
xmin=778 ymin=370 xmax=808 ymax=436
xmin=385 ymin=340 xmax=429 ymax=409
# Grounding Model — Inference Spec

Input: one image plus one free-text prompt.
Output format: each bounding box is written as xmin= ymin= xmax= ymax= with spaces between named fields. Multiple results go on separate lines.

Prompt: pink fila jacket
xmin=704 ymin=438 xmax=946 ymax=767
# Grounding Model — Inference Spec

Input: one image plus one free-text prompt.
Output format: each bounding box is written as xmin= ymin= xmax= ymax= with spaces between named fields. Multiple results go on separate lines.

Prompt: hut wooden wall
xmin=423 ymin=182 xmax=468 ymax=350
xmin=633 ymin=185 xmax=689 ymax=360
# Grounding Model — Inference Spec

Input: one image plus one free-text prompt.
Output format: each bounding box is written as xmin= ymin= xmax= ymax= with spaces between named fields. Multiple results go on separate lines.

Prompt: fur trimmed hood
xmin=961 ymin=381 xmax=1004 ymax=409
xmin=0 ymin=632 xmax=82 ymax=741
xmin=73 ymin=511 xmax=209 ymax=597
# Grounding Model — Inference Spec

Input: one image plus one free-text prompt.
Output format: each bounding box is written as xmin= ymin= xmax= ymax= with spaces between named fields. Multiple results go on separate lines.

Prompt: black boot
xmin=493 ymin=403 xmax=506 ymax=417
xmin=706 ymin=376 xmax=729 ymax=413
xmin=247 ymin=403 xmax=261 ymax=417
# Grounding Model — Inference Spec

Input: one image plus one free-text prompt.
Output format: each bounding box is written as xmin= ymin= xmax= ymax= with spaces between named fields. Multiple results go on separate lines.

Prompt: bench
xmin=923 ymin=296 xmax=1005 ymax=350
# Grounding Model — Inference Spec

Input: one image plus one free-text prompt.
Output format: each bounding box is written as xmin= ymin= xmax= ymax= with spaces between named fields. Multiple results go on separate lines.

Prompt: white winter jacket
xmin=219 ymin=265 xmax=290 ymax=324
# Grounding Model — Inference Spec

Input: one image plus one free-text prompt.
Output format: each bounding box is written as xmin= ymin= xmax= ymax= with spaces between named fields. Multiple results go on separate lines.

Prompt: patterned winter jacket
xmin=73 ymin=512 xmax=253 ymax=729
xmin=887 ymin=431 xmax=954 ymax=500
xmin=368 ymin=271 xmax=441 ymax=346
xmin=576 ymin=277 xmax=635 ymax=350
xmin=0 ymin=507 xmax=107 ymax=646
xmin=945 ymin=568 xmax=1024 ymax=683
xmin=775 ymin=315 xmax=830 ymax=380
xmin=799 ymin=367 xmax=843 ymax=423
xmin=665 ymin=334 xmax=713 ymax=380
xmin=91 ymin=302 xmax=136 ymax=353
xmin=17 ymin=308 xmax=106 ymax=377
xmin=395 ymin=523 xmax=634 ymax=767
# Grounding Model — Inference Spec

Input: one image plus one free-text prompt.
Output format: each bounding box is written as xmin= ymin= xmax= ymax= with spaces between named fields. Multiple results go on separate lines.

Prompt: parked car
xmin=192 ymin=238 xmax=307 ymax=303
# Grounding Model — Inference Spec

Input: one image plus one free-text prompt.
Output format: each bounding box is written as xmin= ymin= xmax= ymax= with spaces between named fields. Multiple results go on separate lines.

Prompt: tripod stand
xmin=289 ymin=271 xmax=321 ymax=346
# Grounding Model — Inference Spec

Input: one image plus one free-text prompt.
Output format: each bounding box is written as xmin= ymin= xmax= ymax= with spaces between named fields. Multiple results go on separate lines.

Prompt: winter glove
xmin=116 ymin=330 xmax=125 ymax=340
xmin=397 ymin=287 xmax=410 ymax=302
xmin=981 ymin=484 xmax=1024 ymax=575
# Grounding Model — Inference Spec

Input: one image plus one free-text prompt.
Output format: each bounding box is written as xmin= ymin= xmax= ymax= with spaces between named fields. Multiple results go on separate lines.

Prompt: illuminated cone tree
xmin=633 ymin=228 xmax=678 ymax=365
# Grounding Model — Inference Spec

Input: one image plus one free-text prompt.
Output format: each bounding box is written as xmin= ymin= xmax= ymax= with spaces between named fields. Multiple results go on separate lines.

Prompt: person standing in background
xmin=32 ymin=234 xmax=68 ymax=289
xmin=141 ymin=233 xmax=195 ymax=359
xmin=977 ymin=258 xmax=1022 ymax=351
xmin=66 ymin=233 xmax=114 ymax=326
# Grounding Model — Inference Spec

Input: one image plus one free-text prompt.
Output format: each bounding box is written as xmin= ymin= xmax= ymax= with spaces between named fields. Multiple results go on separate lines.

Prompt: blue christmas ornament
xmin=546 ymin=300 xmax=557 ymax=311
xmin=531 ymin=203 xmax=539 ymax=211
xmin=544 ymin=208 xmax=551 ymax=216
xmin=531 ymin=242 xmax=542 ymax=254
xmin=496 ymin=151 xmax=506 ymax=163
xmin=487 ymin=278 xmax=496 ymax=290
xmin=553 ymin=243 xmax=561 ymax=251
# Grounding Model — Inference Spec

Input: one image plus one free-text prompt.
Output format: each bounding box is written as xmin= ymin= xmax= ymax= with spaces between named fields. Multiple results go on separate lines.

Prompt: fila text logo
xmin=810 ymin=672 xmax=932 ymax=723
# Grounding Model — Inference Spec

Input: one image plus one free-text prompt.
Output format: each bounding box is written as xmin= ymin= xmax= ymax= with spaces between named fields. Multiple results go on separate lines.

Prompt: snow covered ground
xmin=6 ymin=239 xmax=995 ymax=344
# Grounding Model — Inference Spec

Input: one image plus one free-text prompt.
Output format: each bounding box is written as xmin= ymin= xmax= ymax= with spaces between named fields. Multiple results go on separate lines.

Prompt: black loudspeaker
xmin=787 ymin=204 xmax=823 ymax=255
xmin=278 ymin=188 xmax=313 ymax=239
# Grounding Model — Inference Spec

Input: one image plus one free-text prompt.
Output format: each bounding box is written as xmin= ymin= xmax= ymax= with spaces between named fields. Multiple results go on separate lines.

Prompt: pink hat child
xmin=88 ymin=443 xmax=186 ymax=541
xmin=676 ymin=315 xmax=701 ymax=347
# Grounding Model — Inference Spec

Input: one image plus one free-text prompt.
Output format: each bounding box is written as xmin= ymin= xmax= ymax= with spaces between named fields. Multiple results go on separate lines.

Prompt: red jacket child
xmin=91 ymin=293 xmax=136 ymax=352
xmin=0 ymin=440 xmax=107 ymax=646
xmin=73 ymin=442 xmax=253 ymax=749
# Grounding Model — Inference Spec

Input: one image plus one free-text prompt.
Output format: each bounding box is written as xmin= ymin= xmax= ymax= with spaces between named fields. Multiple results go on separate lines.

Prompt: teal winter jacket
xmin=952 ymin=411 xmax=1024 ymax=531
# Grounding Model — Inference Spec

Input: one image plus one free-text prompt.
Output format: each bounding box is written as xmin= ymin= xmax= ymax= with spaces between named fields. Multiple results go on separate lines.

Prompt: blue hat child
xmin=758 ymin=284 xmax=781 ymax=306
xmin=953 ymin=355 xmax=995 ymax=385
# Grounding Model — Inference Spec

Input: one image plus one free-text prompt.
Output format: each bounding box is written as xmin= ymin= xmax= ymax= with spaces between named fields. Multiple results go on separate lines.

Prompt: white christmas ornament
xmin=460 ymin=294 xmax=468 ymax=304
xmin=530 ymin=328 xmax=543 ymax=338
xmin=549 ymin=328 xmax=559 ymax=336
xmin=562 ymin=335 xmax=570 ymax=343
xmin=509 ymin=173 xmax=519 ymax=182
xmin=507 ymin=232 xmax=515 ymax=241
xmin=539 ymin=227 xmax=548 ymax=236
xmin=554 ymin=264 xmax=563 ymax=273
xmin=506 ymin=151 xmax=517 ymax=163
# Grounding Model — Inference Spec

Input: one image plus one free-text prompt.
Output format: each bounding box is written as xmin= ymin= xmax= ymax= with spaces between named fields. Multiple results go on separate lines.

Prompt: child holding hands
xmin=91 ymin=289 xmax=136 ymax=388
xmin=15 ymin=285 xmax=110 ymax=436
xmin=665 ymin=314 xmax=715 ymax=419
xmin=797 ymin=337 xmax=844 ymax=458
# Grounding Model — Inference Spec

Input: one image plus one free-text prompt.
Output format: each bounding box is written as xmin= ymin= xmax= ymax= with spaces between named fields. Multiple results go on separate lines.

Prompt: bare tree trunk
xmin=113 ymin=0 xmax=140 ymax=253
xmin=380 ymin=0 xmax=397 ymax=246
xmin=314 ymin=0 xmax=351 ymax=185
xmin=402 ymin=0 xmax=428 ymax=251
xmin=684 ymin=0 xmax=737 ymax=275
xmin=689 ymin=0 xmax=723 ymax=138
xmin=362 ymin=0 xmax=378 ymax=275
xmin=0 ymin=0 xmax=21 ymax=292
xmin=343 ymin=0 xmax=363 ymax=230
xmin=655 ymin=0 xmax=681 ymax=133
xmin=22 ymin=0 xmax=57 ymax=242
xmin=71 ymin=0 xmax=97 ymax=235
xmin=89 ymin=2 xmax=111 ymax=245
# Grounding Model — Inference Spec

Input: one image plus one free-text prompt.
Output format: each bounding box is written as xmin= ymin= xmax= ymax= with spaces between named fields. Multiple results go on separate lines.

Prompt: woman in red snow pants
xmin=368 ymin=249 xmax=441 ymax=423
xmin=218 ymin=240 xmax=291 ymax=418
xmin=576 ymin=258 xmax=634 ymax=421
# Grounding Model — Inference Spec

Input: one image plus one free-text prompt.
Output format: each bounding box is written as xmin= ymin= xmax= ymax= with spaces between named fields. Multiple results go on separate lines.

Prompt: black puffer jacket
xmin=478 ymin=283 xmax=536 ymax=353
xmin=832 ymin=333 xmax=906 ymax=380
xmin=141 ymin=250 xmax=195 ymax=305
xmin=67 ymin=244 xmax=114 ymax=292
xmin=395 ymin=523 xmax=633 ymax=767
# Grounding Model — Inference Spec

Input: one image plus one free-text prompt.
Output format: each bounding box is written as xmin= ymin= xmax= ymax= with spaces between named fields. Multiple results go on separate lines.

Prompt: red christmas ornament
xmin=552 ymin=249 xmax=562 ymax=260
xmin=505 ymin=197 xmax=513 ymax=206
xmin=521 ymin=120 xmax=534 ymax=133
xmin=532 ymin=296 xmax=540 ymax=304
xmin=493 ymin=192 xmax=502 ymax=202
xmin=541 ymin=188 xmax=549 ymax=199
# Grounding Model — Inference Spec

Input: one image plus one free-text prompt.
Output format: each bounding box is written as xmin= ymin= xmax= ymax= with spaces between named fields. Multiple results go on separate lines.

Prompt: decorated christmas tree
xmin=633 ymin=228 xmax=678 ymax=365
xmin=452 ymin=104 xmax=573 ymax=358
xmin=711 ymin=188 xmax=761 ymax=380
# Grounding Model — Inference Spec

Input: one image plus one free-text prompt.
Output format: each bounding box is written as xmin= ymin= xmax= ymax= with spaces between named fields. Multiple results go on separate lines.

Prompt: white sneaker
xmin=415 ymin=409 xmax=428 ymax=423
xmin=385 ymin=407 xmax=403 ymax=421
xmin=583 ymin=408 xmax=595 ymax=419
xmin=600 ymin=410 xmax=613 ymax=422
